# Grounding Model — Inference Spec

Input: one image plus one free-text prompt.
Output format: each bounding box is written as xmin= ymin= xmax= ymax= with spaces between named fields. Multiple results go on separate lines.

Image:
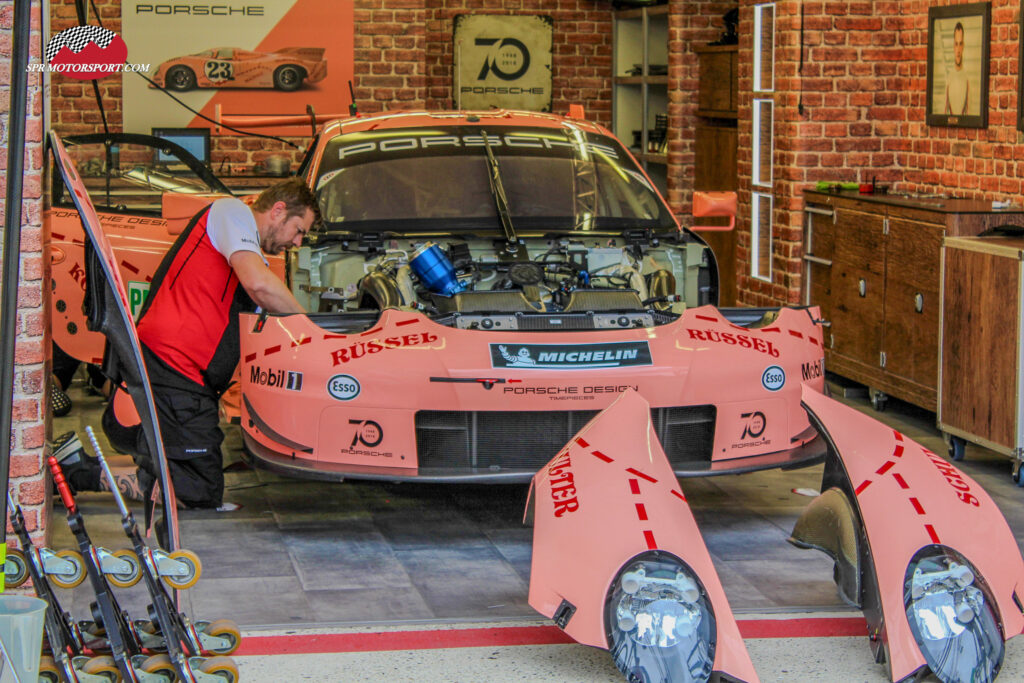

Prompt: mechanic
xmin=103 ymin=177 xmax=319 ymax=511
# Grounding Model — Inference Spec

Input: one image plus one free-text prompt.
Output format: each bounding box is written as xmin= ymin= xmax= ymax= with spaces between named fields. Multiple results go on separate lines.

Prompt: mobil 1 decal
xmin=490 ymin=341 xmax=652 ymax=370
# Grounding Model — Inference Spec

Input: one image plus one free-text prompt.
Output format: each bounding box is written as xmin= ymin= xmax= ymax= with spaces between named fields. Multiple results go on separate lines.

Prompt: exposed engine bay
xmin=290 ymin=233 xmax=713 ymax=331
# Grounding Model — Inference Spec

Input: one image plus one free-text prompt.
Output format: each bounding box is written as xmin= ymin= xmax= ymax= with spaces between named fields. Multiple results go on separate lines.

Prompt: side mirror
xmin=691 ymin=191 xmax=737 ymax=232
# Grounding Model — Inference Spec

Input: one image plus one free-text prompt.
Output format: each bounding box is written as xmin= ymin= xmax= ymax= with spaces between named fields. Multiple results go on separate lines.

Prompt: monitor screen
xmin=152 ymin=127 xmax=210 ymax=164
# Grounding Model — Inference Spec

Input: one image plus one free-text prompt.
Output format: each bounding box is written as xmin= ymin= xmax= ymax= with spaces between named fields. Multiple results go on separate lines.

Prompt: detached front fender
xmin=793 ymin=387 xmax=1024 ymax=682
xmin=528 ymin=389 xmax=758 ymax=683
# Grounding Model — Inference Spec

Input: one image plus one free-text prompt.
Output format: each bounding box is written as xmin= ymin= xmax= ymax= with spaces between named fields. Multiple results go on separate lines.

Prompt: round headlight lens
xmin=606 ymin=552 xmax=716 ymax=683
xmin=904 ymin=546 xmax=1003 ymax=683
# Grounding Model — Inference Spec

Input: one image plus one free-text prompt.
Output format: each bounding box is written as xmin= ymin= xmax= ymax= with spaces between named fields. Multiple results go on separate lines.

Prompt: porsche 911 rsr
xmin=239 ymin=110 xmax=829 ymax=481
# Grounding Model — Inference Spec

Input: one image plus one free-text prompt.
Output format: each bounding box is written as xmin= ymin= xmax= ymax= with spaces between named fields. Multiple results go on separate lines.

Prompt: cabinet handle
xmin=858 ymin=279 xmax=867 ymax=297
xmin=914 ymin=292 xmax=924 ymax=313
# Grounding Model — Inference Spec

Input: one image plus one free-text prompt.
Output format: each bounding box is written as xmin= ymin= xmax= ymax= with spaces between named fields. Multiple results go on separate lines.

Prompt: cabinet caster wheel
xmin=869 ymin=389 xmax=888 ymax=412
xmin=1013 ymin=464 xmax=1024 ymax=487
xmin=948 ymin=436 xmax=966 ymax=462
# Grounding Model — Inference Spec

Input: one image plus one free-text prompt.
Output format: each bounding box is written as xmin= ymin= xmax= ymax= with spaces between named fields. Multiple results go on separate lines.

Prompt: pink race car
xmin=238 ymin=110 xmax=829 ymax=481
xmin=151 ymin=47 xmax=327 ymax=92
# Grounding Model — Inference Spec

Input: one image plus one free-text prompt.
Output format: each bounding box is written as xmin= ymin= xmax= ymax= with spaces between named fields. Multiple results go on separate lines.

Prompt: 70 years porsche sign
xmin=454 ymin=14 xmax=552 ymax=112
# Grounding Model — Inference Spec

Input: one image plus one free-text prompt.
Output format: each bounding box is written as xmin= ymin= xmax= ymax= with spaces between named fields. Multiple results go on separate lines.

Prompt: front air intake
xmin=414 ymin=406 xmax=716 ymax=472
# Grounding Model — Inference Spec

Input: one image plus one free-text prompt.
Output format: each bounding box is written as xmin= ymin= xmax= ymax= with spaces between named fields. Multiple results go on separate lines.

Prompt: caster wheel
xmin=869 ymin=389 xmax=888 ymax=412
xmin=162 ymin=549 xmax=202 ymax=590
xmin=947 ymin=436 xmax=966 ymax=462
xmin=201 ymin=619 xmax=241 ymax=655
xmin=38 ymin=655 xmax=60 ymax=682
xmin=199 ymin=655 xmax=239 ymax=683
xmin=50 ymin=550 xmax=87 ymax=589
xmin=4 ymin=549 xmax=28 ymax=588
xmin=1013 ymin=466 xmax=1024 ymax=488
xmin=106 ymin=549 xmax=142 ymax=588
xmin=80 ymin=655 xmax=120 ymax=681
xmin=141 ymin=653 xmax=176 ymax=681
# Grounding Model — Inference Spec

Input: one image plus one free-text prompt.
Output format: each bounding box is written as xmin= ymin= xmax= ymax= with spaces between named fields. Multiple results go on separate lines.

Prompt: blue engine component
xmin=410 ymin=242 xmax=466 ymax=296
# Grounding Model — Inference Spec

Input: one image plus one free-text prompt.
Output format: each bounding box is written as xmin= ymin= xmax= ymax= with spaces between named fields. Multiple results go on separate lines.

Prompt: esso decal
xmin=327 ymin=374 xmax=361 ymax=401
xmin=762 ymin=365 xmax=785 ymax=391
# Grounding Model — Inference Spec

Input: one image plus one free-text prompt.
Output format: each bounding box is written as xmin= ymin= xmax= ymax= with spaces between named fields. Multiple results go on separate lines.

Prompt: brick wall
xmin=733 ymin=0 xmax=1024 ymax=306
xmin=1 ymin=0 xmax=49 ymax=550
xmin=665 ymin=1 xmax=736 ymax=211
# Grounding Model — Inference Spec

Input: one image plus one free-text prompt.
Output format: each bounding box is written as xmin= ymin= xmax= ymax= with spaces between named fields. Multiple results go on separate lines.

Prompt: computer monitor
xmin=152 ymin=127 xmax=210 ymax=165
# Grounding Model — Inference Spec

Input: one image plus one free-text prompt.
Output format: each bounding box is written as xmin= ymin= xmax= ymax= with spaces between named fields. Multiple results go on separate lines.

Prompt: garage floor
xmin=45 ymin=377 xmax=1024 ymax=681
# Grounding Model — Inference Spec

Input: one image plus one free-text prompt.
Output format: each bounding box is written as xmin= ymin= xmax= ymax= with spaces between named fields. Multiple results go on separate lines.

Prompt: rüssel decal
xmin=687 ymin=328 xmax=780 ymax=357
xmin=490 ymin=342 xmax=652 ymax=370
xmin=761 ymin=366 xmax=785 ymax=391
xmin=327 ymin=374 xmax=361 ymax=401
xmin=330 ymin=332 xmax=439 ymax=366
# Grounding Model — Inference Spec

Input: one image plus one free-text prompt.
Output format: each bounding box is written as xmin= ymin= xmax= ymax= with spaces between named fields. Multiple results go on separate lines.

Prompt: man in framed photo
xmin=945 ymin=21 xmax=969 ymax=116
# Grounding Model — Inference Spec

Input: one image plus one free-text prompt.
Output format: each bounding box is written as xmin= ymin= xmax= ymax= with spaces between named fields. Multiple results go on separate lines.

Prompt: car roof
xmin=320 ymin=110 xmax=612 ymax=139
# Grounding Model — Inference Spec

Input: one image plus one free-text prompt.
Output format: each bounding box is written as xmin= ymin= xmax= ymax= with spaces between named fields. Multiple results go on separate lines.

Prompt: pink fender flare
xmin=797 ymin=386 xmax=1024 ymax=682
xmin=528 ymin=389 xmax=759 ymax=682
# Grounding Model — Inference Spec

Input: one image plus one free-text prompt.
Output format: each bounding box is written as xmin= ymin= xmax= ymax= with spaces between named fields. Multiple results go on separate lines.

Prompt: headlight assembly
xmin=606 ymin=552 xmax=716 ymax=683
xmin=904 ymin=546 xmax=1004 ymax=683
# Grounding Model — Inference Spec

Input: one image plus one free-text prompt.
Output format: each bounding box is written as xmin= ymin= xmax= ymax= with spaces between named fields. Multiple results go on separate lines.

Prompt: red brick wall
xmin=665 ymin=1 xmax=736 ymax=212
xmin=1 ymin=0 xmax=50 ymax=549
xmin=733 ymin=0 xmax=1024 ymax=307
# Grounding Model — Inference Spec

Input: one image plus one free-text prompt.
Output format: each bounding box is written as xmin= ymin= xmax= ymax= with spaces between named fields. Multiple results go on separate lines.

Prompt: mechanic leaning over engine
xmin=103 ymin=178 xmax=319 ymax=510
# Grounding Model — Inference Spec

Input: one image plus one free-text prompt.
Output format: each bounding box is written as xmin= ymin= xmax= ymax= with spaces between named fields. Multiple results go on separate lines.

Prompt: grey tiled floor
xmin=47 ymin=378 xmax=1024 ymax=630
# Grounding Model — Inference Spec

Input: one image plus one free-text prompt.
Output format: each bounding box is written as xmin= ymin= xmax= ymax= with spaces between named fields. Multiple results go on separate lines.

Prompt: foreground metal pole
xmin=0 ymin=0 xmax=35 ymax=589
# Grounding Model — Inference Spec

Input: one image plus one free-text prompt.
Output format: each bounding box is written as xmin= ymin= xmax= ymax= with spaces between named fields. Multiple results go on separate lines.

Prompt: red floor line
xmin=233 ymin=618 xmax=869 ymax=657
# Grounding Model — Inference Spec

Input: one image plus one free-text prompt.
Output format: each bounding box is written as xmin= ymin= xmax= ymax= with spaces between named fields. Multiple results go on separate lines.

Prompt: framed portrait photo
xmin=926 ymin=2 xmax=990 ymax=128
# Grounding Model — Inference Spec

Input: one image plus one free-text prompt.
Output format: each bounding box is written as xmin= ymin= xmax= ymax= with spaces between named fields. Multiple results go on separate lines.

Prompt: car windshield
xmin=314 ymin=125 xmax=675 ymax=233
xmin=54 ymin=135 xmax=225 ymax=215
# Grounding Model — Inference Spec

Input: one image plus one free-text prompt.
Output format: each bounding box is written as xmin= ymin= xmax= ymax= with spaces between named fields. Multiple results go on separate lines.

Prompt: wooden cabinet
xmin=802 ymin=191 xmax=1024 ymax=411
xmin=939 ymin=236 xmax=1024 ymax=475
xmin=612 ymin=4 xmax=668 ymax=192
xmin=695 ymin=46 xmax=738 ymax=118
xmin=694 ymin=46 xmax=738 ymax=305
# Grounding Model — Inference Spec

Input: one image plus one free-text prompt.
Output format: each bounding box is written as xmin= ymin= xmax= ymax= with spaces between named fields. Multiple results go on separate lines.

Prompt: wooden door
xmin=829 ymin=207 xmax=886 ymax=373
xmin=882 ymin=216 xmax=944 ymax=405
xmin=694 ymin=124 xmax=738 ymax=305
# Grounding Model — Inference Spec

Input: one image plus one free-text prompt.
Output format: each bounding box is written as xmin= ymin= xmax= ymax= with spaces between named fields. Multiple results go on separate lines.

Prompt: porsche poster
xmin=122 ymin=0 xmax=353 ymax=135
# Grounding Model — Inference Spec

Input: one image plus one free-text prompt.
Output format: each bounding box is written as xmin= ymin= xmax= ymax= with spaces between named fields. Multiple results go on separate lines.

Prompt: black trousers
xmin=102 ymin=351 xmax=226 ymax=509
